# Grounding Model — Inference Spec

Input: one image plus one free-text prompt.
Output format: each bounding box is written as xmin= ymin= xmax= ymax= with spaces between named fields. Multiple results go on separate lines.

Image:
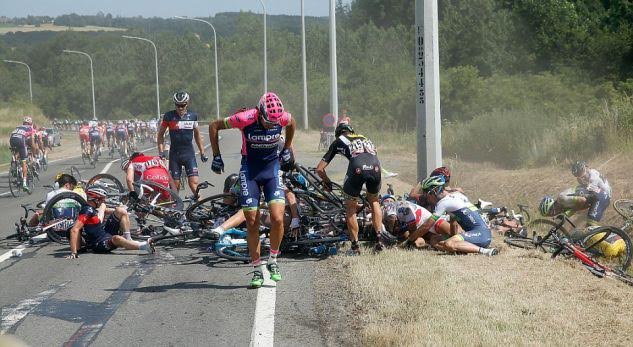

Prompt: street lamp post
xmin=175 ymin=16 xmax=221 ymax=120
xmin=62 ymin=50 xmax=96 ymax=120
xmin=122 ymin=35 xmax=161 ymax=119
xmin=300 ymin=0 xmax=308 ymax=129
xmin=257 ymin=0 xmax=267 ymax=93
xmin=3 ymin=60 xmax=33 ymax=102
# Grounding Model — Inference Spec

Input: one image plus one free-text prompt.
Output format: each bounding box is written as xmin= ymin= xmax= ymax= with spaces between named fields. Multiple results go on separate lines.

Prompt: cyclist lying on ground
xmin=27 ymin=173 xmax=86 ymax=227
xmin=419 ymin=175 xmax=499 ymax=256
xmin=122 ymin=152 xmax=176 ymax=192
xmin=66 ymin=187 xmax=153 ymax=259
xmin=381 ymin=196 xmax=450 ymax=250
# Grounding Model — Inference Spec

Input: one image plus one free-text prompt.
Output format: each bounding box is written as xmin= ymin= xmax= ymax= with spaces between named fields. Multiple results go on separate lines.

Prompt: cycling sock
xmin=252 ymin=258 xmax=265 ymax=272
xmin=138 ymin=241 xmax=149 ymax=251
xmin=269 ymin=249 xmax=280 ymax=264
xmin=478 ymin=247 xmax=498 ymax=256
xmin=123 ymin=231 xmax=132 ymax=240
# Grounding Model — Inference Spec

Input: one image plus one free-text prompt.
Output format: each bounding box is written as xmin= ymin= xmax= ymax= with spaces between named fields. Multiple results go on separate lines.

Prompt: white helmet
xmin=23 ymin=116 xmax=33 ymax=125
xmin=173 ymin=91 xmax=190 ymax=105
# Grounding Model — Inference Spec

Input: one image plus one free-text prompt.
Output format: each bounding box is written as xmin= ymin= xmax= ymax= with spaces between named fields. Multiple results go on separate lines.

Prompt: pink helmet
xmin=257 ymin=92 xmax=284 ymax=124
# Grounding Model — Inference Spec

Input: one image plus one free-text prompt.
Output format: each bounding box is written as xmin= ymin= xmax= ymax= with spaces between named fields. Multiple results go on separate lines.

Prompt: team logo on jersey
xmin=177 ymin=121 xmax=196 ymax=129
xmin=247 ymin=133 xmax=280 ymax=142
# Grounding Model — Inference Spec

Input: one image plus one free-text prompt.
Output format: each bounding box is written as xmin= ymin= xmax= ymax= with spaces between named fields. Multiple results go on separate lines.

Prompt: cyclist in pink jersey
xmin=209 ymin=92 xmax=296 ymax=288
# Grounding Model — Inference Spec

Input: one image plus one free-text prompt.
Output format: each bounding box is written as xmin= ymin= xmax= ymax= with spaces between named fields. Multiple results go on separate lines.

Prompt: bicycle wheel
xmin=136 ymin=180 xmax=184 ymax=210
xmin=88 ymin=174 xmax=126 ymax=205
xmin=41 ymin=192 xmax=87 ymax=244
xmin=528 ymin=218 xmax=569 ymax=239
xmin=70 ymin=166 xmax=82 ymax=182
xmin=579 ymin=226 xmax=632 ymax=272
xmin=504 ymin=236 xmax=561 ymax=253
xmin=614 ymin=199 xmax=633 ymax=220
xmin=9 ymin=174 xmax=23 ymax=197
xmin=185 ymin=193 xmax=238 ymax=223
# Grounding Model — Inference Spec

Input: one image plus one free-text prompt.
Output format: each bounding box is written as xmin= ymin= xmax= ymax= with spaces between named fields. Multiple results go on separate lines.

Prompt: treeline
xmin=2 ymin=0 xmax=633 ymax=167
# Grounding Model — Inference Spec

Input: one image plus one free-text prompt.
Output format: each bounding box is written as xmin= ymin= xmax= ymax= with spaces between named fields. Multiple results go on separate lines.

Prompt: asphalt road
xmin=0 ymin=130 xmax=330 ymax=346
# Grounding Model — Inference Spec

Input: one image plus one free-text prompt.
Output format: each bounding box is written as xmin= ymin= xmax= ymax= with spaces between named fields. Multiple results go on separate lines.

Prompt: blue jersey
xmin=162 ymin=110 xmax=199 ymax=153
xmin=77 ymin=205 xmax=105 ymax=247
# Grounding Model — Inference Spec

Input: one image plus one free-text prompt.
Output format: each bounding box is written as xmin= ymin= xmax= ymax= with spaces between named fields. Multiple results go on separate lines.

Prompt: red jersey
xmin=130 ymin=155 xmax=170 ymax=188
xmin=79 ymin=125 xmax=90 ymax=141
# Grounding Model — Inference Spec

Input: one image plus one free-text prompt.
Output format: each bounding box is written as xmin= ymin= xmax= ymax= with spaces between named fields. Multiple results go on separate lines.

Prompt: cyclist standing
xmin=157 ymin=91 xmax=208 ymax=194
xmin=9 ymin=117 xmax=36 ymax=192
xmin=315 ymin=122 xmax=385 ymax=255
xmin=209 ymin=92 xmax=296 ymax=288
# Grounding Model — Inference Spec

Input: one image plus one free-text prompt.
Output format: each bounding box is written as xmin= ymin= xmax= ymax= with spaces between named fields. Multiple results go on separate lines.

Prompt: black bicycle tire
xmin=185 ymin=193 xmax=237 ymax=223
xmin=580 ymin=226 xmax=632 ymax=271
xmin=70 ymin=166 xmax=82 ymax=183
xmin=41 ymin=192 xmax=87 ymax=244
xmin=88 ymin=173 xmax=125 ymax=193
xmin=528 ymin=218 xmax=569 ymax=238
xmin=9 ymin=174 xmax=22 ymax=198
xmin=503 ymin=236 xmax=560 ymax=253
xmin=614 ymin=199 xmax=633 ymax=220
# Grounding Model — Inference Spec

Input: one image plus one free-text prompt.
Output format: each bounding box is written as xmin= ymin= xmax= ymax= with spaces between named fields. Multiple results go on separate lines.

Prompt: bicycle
xmin=505 ymin=214 xmax=633 ymax=285
xmin=614 ymin=198 xmax=633 ymax=222
xmin=8 ymin=152 xmax=35 ymax=197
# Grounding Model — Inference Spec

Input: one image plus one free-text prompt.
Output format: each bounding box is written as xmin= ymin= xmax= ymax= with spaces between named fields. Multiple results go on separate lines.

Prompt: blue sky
xmin=1 ymin=0 xmax=353 ymax=18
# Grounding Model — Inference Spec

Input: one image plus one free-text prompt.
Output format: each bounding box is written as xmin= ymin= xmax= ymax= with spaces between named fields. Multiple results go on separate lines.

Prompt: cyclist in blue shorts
xmin=420 ymin=175 xmax=499 ymax=256
xmin=157 ymin=91 xmax=208 ymax=195
xmin=209 ymin=92 xmax=296 ymax=288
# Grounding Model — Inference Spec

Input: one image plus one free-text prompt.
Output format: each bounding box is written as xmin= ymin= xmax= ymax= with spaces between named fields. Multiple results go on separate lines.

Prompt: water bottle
xmin=308 ymin=244 xmax=327 ymax=256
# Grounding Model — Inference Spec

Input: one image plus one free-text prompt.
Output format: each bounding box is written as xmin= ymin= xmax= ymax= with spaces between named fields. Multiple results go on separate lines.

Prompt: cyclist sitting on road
xmin=420 ymin=175 xmax=499 ymax=256
xmin=316 ymin=122 xmax=385 ymax=255
xmin=209 ymin=92 xmax=296 ymax=288
xmin=157 ymin=91 xmax=208 ymax=195
xmin=9 ymin=117 xmax=37 ymax=192
xmin=27 ymin=173 xmax=87 ymax=227
xmin=122 ymin=152 xmax=176 ymax=193
xmin=66 ymin=186 xmax=153 ymax=259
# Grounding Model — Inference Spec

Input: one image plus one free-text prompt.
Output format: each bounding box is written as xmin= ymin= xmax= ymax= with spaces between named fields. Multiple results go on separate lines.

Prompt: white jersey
xmin=580 ymin=168 xmax=611 ymax=197
xmin=385 ymin=201 xmax=435 ymax=232
xmin=148 ymin=119 xmax=158 ymax=131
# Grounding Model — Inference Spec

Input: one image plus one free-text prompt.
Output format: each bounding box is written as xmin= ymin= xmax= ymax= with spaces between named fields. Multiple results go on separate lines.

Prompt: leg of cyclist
xmin=239 ymin=168 xmax=268 ymax=287
xmin=261 ymin=167 xmax=286 ymax=282
xmin=182 ymin=155 xmax=200 ymax=196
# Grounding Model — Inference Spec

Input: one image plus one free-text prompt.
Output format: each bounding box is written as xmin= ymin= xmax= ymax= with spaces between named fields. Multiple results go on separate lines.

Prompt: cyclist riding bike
xmin=105 ymin=121 xmax=115 ymax=148
xmin=315 ymin=122 xmax=385 ymax=255
xmin=209 ymin=92 xmax=296 ymax=288
xmin=9 ymin=117 xmax=37 ymax=192
xmin=157 ymin=91 xmax=208 ymax=194
xmin=420 ymin=175 xmax=499 ymax=256
xmin=78 ymin=121 xmax=90 ymax=157
xmin=115 ymin=120 xmax=129 ymax=154
xmin=126 ymin=120 xmax=137 ymax=149
xmin=88 ymin=124 xmax=102 ymax=160
xmin=66 ymin=187 xmax=154 ymax=259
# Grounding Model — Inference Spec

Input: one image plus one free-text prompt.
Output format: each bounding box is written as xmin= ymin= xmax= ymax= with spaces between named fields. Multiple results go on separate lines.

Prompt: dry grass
xmin=341 ymin=246 xmax=633 ymax=346
xmin=0 ymin=23 xmax=125 ymax=35
xmin=295 ymin=129 xmax=633 ymax=346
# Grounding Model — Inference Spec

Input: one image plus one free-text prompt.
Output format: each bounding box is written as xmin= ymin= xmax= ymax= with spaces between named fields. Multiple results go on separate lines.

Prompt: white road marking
xmin=1 ymin=281 xmax=69 ymax=334
xmin=0 ymin=235 xmax=47 ymax=264
xmin=250 ymin=266 xmax=277 ymax=347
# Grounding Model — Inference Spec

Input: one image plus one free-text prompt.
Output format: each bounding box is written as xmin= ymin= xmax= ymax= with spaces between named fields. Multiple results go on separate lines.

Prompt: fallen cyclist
xmin=417 ymin=175 xmax=499 ymax=256
xmin=66 ymin=186 xmax=154 ymax=259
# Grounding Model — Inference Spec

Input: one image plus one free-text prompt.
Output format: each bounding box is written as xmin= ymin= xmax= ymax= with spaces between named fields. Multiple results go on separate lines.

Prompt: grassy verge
xmin=0 ymin=144 xmax=11 ymax=165
xmin=342 ymin=247 xmax=633 ymax=345
xmin=0 ymin=102 xmax=48 ymax=143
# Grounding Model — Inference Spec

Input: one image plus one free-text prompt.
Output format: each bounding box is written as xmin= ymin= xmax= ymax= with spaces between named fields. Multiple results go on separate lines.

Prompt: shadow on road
xmin=105 ymin=280 xmax=246 ymax=292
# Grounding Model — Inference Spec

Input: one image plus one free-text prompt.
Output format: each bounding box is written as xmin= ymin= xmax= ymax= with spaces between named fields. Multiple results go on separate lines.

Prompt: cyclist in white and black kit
xmin=316 ymin=122 xmax=385 ymax=255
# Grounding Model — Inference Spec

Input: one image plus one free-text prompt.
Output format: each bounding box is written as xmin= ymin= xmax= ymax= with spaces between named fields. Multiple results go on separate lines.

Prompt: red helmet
xmin=430 ymin=166 xmax=451 ymax=184
xmin=257 ymin=92 xmax=284 ymax=125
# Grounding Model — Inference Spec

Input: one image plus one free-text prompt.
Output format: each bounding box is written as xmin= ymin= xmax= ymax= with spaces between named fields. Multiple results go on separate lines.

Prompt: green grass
xmin=0 ymin=144 xmax=11 ymax=164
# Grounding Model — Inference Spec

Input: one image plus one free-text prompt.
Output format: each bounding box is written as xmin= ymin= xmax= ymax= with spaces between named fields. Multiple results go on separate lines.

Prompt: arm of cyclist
xmin=156 ymin=123 xmax=168 ymax=156
xmin=209 ymin=119 xmax=228 ymax=174
xmin=315 ymin=160 xmax=332 ymax=191
xmin=283 ymin=117 xmax=296 ymax=149
xmin=67 ymin=220 xmax=84 ymax=258
xmin=193 ymin=126 xmax=207 ymax=161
